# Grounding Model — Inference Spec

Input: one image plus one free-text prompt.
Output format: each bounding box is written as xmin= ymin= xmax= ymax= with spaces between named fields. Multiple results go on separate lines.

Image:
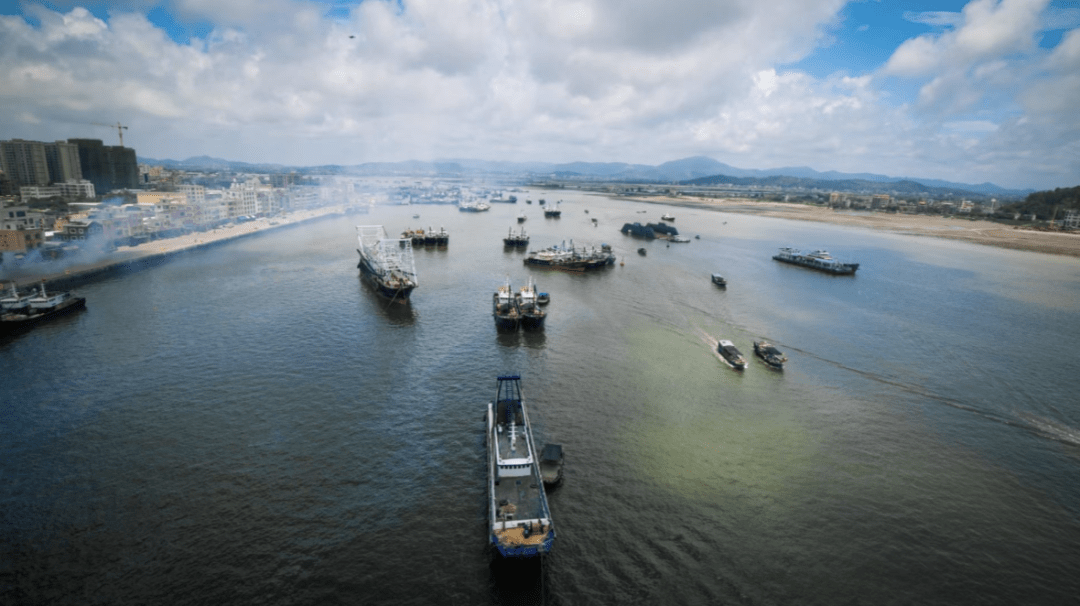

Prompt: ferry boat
xmin=524 ymin=240 xmax=615 ymax=271
xmin=754 ymin=340 xmax=787 ymax=369
xmin=486 ymin=375 xmax=556 ymax=558
xmin=492 ymin=278 xmax=521 ymax=331
xmin=773 ymin=248 xmax=859 ymax=275
xmin=503 ymin=227 xmax=530 ymax=248
xmin=356 ymin=225 xmax=418 ymax=303
xmin=1 ymin=281 xmax=86 ymax=336
xmin=517 ymin=277 xmax=546 ymax=330
xmin=717 ymin=339 xmax=747 ymax=370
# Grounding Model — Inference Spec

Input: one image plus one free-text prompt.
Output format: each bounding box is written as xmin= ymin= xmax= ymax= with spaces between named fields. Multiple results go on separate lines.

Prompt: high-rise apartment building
xmin=44 ymin=140 xmax=83 ymax=183
xmin=0 ymin=139 xmax=51 ymax=187
xmin=68 ymin=138 xmax=139 ymax=194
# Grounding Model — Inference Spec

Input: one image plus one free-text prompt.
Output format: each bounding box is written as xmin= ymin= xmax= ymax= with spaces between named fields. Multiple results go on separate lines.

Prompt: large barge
xmin=773 ymin=248 xmax=859 ymax=275
xmin=486 ymin=375 xmax=556 ymax=558
xmin=356 ymin=225 xmax=418 ymax=302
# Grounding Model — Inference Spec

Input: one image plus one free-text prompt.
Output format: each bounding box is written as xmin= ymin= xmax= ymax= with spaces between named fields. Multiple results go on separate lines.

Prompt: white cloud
xmin=0 ymin=0 xmax=1075 ymax=189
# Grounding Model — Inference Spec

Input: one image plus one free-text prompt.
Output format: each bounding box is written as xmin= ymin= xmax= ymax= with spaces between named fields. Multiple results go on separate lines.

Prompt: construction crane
xmin=91 ymin=121 xmax=129 ymax=146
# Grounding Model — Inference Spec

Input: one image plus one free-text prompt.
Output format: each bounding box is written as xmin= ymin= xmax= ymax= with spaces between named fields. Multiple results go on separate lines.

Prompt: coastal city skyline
xmin=1 ymin=0 xmax=1079 ymax=191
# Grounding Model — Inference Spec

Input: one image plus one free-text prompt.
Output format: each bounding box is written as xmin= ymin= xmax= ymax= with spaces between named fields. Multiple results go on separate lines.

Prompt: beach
xmin=620 ymin=194 xmax=1080 ymax=257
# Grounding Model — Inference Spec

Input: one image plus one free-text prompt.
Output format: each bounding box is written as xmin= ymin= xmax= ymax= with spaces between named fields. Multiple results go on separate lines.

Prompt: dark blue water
xmin=3 ymin=189 xmax=1080 ymax=605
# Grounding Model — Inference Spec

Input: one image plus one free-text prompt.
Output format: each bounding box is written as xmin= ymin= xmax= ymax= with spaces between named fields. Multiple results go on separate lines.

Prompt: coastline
xmin=613 ymin=194 xmax=1080 ymax=258
xmin=1 ymin=205 xmax=354 ymax=289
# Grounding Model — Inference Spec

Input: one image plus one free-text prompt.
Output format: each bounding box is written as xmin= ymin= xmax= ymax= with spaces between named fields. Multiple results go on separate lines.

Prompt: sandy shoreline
xmin=2 ymin=205 xmax=351 ymax=288
xmin=616 ymin=194 xmax=1080 ymax=258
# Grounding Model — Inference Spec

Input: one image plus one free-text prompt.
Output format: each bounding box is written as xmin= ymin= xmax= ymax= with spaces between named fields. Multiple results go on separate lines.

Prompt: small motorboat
xmin=637 ymin=248 xmax=647 ymax=256
xmin=711 ymin=273 xmax=727 ymax=287
xmin=661 ymin=213 xmax=675 ymax=222
xmin=717 ymin=339 xmax=746 ymax=370
xmin=540 ymin=444 xmax=564 ymax=486
xmin=754 ymin=340 xmax=787 ymax=369
xmin=537 ymin=292 xmax=550 ymax=305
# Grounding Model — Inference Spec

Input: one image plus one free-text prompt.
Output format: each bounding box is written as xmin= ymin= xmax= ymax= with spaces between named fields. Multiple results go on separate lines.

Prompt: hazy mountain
xmin=137 ymin=154 xmax=1031 ymax=197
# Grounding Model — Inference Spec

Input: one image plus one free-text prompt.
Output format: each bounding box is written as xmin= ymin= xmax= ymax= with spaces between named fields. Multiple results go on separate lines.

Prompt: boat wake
xmin=783 ymin=344 xmax=1080 ymax=449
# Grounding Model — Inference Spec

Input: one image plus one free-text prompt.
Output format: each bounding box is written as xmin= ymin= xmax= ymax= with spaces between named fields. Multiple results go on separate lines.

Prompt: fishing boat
xmin=356 ymin=225 xmax=418 ymax=303
xmin=518 ymin=277 xmax=546 ymax=330
xmin=517 ymin=212 xmax=527 ymax=223
xmin=492 ymin=278 xmax=521 ymax=331
xmin=711 ymin=274 xmax=727 ymax=287
xmin=717 ymin=339 xmax=747 ymax=370
xmin=773 ymin=248 xmax=859 ymax=274
xmin=754 ymin=340 xmax=787 ymax=369
xmin=544 ymin=202 xmax=562 ymax=218
xmin=1 ymin=281 xmax=86 ymax=336
xmin=434 ymin=226 xmax=449 ymax=247
xmin=503 ymin=227 xmax=530 ymax=248
xmin=486 ymin=375 xmax=556 ymax=558
xmin=524 ymin=240 xmax=615 ymax=271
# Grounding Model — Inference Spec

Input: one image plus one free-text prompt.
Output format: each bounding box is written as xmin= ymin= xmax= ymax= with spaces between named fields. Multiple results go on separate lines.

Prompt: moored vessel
xmin=754 ymin=340 xmax=787 ymax=369
xmin=518 ymin=277 xmax=546 ymax=330
xmin=773 ymin=248 xmax=859 ymax=275
xmin=524 ymin=240 xmax=615 ymax=271
xmin=434 ymin=226 xmax=449 ymax=247
xmin=492 ymin=278 xmax=521 ymax=331
xmin=356 ymin=225 xmax=418 ymax=303
xmin=1 ymin=281 xmax=87 ymax=336
xmin=539 ymin=444 xmax=564 ymax=486
xmin=544 ymin=202 xmax=562 ymax=218
xmin=486 ymin=375 xmax=556 ymax=558
xmin=503 ymin=227 xmax=530 ymax=248
xmin=717 ymin=339 xmax=746 ymax=370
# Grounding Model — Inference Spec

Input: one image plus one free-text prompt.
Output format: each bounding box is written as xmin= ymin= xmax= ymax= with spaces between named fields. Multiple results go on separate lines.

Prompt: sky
xmin=1 ymin=0 xmax=1078 ymax=190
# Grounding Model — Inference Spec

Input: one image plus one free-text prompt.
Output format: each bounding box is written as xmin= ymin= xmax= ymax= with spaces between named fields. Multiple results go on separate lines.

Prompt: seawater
xmin=3 ymin=190 xmax=1080 ymax=605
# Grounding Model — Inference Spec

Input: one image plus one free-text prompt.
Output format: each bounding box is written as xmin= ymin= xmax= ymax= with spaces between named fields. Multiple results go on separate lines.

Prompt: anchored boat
xmin=486 ymin=375 xmax=556 ymax=558
xmin=492 ymin=278 xmax=522 ymax=331
xmin=518 ymin=277 xmax=546 ymax=330
xmin=524 ymin=240 xmax=615 ymax=271
xmin=503 ymin=226 xmax=530 ymax=248
xmin=356 ymin=225 xmax=418 ymax=303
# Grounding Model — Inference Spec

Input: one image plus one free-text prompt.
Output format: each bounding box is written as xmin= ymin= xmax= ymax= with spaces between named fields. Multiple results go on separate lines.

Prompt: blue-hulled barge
xmin=486 ymin=375 xmax=555 ymax=558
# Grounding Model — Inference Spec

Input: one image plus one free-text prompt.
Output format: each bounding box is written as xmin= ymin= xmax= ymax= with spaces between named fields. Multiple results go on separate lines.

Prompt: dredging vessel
xmin=773 ymin=248 xmax=859 ymax=275
xmin=486 ymin=375 xmax=556 ymax=558
xmin=356 ymin=225 xmax=418 ymax=303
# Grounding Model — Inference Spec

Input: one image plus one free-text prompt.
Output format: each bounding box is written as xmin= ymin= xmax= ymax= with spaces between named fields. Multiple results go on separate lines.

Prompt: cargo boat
xmin=524 ymin=241 xmax=615 ymax=271
xmin=754 ymin=340 xmax=787 ymax=369
xmin=1 ymin=281 xmax=86 ymax=336
xmin=773 ymin=248 xmax=859 ymax=275
xmin=717 ymin=339 xmax=747 ymax=370
xmin=486 ymin=375 xmax=556 ymax=558
xmin=356 ymin=225 xmax=418 ymax=303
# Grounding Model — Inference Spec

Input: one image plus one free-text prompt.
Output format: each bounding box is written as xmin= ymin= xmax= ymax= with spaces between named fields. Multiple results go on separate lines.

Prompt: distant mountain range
xmin=137 ymin=154 xmax=1032 ymax=198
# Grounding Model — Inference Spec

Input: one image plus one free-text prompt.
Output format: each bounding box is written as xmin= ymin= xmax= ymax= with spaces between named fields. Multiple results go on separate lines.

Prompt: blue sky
xmin=1 ymin=0 xmax=1078 ymax=189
